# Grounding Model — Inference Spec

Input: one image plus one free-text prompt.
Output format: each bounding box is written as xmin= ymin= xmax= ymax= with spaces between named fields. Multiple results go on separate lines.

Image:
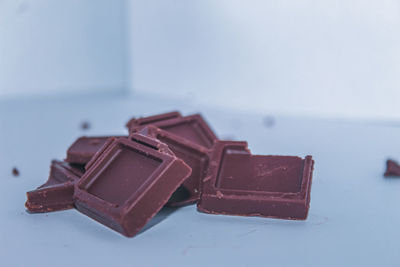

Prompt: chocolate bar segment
xmin=384 ymin=159 xmax=400 ymax=177
xmin=73 ymin=135 xmax=191 ymax=237
xmin=198 ymin=141 xmax=314 ymax=220
xmin=66 ymin=136 xmax=125 ymax=165
xmin=125 ymin=111 xmax=182 ymax=131
xmin=140 ymin=126 xmax=210 ymax=206
xmin=25 ymin=160 xmax=84 ymax=213
xmin=128 ymin=113 xmax=217 ymax=149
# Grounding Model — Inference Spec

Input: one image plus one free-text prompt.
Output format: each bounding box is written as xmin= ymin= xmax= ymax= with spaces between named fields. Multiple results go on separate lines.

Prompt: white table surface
xmin=1 ymin=93 xmax=399 ymax=267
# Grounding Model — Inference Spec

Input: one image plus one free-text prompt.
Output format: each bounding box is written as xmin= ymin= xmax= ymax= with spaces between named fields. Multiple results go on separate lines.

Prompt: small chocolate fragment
xmin=140 ymin=126 xmax=210 ymax=206
xmin=384 ymin=159 xmax=400 ymax=177
xmin=73 ymin=134 xmax=192 ymax=237
xmin=12 ymin=167 xmax=20 ymax=177
xmin=66 ymin=136 xmax=125 ymax=165
xmin=198 ymin=141 xmax=314 ymax=220
xmin=25 ymin=161 xmax=84 ymax=213
xmin=128 ymin=113 xmax=218 ymax=149
xmin=80 ymin=121 xmax=90 ymax=130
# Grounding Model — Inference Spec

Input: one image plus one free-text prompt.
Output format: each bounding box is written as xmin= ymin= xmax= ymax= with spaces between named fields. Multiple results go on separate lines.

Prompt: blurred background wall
xmin=1 ymin=0 xmax=400 ymax=119
xmin=0 ymin=0 xmax=129 ymax=99
xmin=129 ymin=0 xmax=400 ymax=119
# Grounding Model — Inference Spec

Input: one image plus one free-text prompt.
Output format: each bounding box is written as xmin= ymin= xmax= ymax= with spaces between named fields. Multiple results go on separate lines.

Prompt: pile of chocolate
xmin=25 ymin=111 xmax=314 ymax=237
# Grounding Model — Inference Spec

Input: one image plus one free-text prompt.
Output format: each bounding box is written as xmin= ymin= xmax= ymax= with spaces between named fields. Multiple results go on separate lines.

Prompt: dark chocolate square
xmin=74 ymin=135 xmax=191 ymax=237
xmin=198 ymin=141 xmax=314 ymax=220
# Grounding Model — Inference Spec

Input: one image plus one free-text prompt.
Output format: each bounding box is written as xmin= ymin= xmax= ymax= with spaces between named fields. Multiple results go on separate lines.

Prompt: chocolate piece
xmin=66 ymin=136 xmax=124 ymax=165
xmin=26 ymin=182 xmax=75 ymax=213
xmin=12 ymin=167 xmax=19 ymax=177
xmin=140 ymin=126 xmax=210 ymax=206
xmin=129 ymin=113 xmax=217 ymax=149
xmin=384 ymin=159 xmax=400 ymax=177
xmin=25 ymin=161 xmax=84 ymax=213
xmin=73 ymin=134 xmax=192 ymax=237
xmin=84 ymin=137 xmax=117 ymax=171
xmin=198 ymin=141 xmax=314 ymax=220
xmin=80 ymin=121 xmax=90 ymax=130
xmin=125 ymin=111 xmax=182 ymax=131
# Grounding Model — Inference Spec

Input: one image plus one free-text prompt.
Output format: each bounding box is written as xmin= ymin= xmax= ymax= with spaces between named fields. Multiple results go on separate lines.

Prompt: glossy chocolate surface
xmin=198 ymin=141 xmax=314 ymax=220
xmin=74 ymin=134 xmax=191 ymax=237
xmin=140 ymin=126 xmax=210 ymax=206
xmin=25 ymin=160 xmax=84 ymax=213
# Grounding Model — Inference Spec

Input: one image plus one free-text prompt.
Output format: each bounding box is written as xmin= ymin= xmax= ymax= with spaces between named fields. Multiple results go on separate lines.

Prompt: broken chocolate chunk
xmin=73 ymin=134 xmax=192 ymax=237
xmin=25 ymin=160 xmax=84 ymax=213
xmin=197 ymin=141 xmax=314 ymax=220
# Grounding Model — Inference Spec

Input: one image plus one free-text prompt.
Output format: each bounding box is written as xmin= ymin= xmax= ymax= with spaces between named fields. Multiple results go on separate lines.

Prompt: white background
xmin=129 ymin=0 xmax=400 ymax=119
xmin=1 ymin=0 xmax=400 ymax=118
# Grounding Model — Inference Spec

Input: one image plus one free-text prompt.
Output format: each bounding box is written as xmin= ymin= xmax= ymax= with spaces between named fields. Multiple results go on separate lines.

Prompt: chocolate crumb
xmin=12 ymin=167 xmax=20 ymax=177
xmin=80 ymin=121 xmax=90 ymax=130
xmin=384 ymin=159 xmax=400 ymax=177
xmin=263 ymin=116 xmax=275 ymax=128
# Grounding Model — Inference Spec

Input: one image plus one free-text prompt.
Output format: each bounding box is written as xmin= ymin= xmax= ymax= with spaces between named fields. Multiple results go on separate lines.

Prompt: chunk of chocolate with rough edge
xmin=125 ymin=111 xmax=182 ymax=131
xmin=73 ymin=135 xmax=192 ymax=237
xmin=26 ymin=182 xmax=75 ymax=213
xmin=197 ymin=141 xmax=314 ymax=220
xmin=66 ymin=136 xmax=126 ymax=165
xmin=140 ymin=126 xmax=210 ymax=206
xmin=384 ymin=159 xmax=400 ymax=177
xmin=25 ymin=160 xmax=84 ymax=213
xmin=129 ymin=113 xmax=218 ymax=149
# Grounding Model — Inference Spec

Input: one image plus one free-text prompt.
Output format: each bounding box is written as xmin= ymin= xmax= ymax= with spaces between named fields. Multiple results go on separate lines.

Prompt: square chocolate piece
xmin=73 ymin=135 xmax=192 ymax=237
xmin=128 ymin=113 xmax=217 ymax=149
xmin=198 ymin=141 xmax=314 ymax=220
xmin=140 ymin=126 xmax=210 ymax=206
